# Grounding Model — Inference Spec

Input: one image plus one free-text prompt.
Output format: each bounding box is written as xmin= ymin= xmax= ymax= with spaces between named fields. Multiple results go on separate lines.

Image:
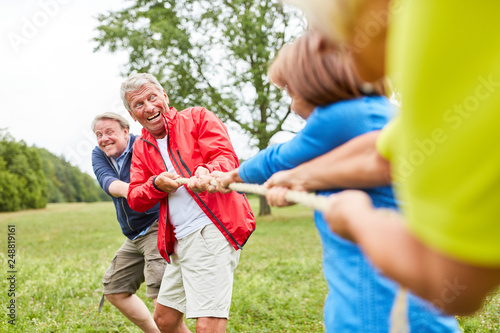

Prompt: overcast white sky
xmin=1 ymin=0 xmax=296 ymax=177
xmin=0 ymin=0 xmax=134 ymax=176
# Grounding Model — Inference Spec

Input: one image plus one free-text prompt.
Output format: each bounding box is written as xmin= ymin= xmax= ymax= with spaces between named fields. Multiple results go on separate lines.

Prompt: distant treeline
xmin=0 ymin=130 xmax=110 ymax=212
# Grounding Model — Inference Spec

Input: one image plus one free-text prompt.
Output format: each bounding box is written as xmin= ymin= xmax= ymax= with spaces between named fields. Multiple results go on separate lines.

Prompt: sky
xmin=0 ymin=0 xmax=134 ymax=176
xmin=1 ymin=0 xmax=298 ymax=177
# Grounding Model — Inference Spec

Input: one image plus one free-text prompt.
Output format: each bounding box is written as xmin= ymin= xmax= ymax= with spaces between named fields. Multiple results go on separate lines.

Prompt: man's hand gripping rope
xmin=175 ymin=176 xmax=331 ymax=212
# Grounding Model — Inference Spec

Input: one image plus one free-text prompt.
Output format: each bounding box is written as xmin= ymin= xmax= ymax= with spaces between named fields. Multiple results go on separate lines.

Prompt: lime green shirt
xmin=378 ymin=0 xmax=500 ymax=266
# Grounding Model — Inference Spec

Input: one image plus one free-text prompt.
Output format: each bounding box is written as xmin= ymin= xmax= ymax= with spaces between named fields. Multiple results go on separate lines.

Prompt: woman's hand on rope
xmin=265 ymin=169 xmax=308 ymax=192
xmin=264 ymin=169 xmax=307 ymax=206
xmin=323 ymin=190 xmax=374 ymax=242
xmin=210 ymin=169 xmax=242 ymax=194
xmin=265 ymin=186 xmax=295 ymax=207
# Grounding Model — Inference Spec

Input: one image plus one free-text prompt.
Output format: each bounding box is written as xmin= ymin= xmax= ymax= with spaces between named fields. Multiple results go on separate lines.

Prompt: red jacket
xmin=127 ymin=106 xmax=256 ymax=262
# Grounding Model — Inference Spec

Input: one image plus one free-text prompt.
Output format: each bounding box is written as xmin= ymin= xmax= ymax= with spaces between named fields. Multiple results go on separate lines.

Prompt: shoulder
xmin=130 ymin=131 xmax=150 ymax=154
xmin=317 ymin=96 xmax=391 ymax=112
xmin=92 ymin=146 xmax=105 ymax=160
xmin=177 ymin=106 xmax=220 ymax=124
xmin=314 ymin=96 xmax=395 ymax=122
xmin=178 ymin=106 xmax=211 ymax=117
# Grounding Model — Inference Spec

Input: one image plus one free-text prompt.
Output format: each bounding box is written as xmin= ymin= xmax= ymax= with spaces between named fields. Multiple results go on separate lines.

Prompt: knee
xmin=195 ymin=320 xmax=209 ymax=333
xmin=105 ymin=293 xmax=130 ymax=306
xmin=154 ymin=311 xmax=176 ymax=332
xmin=196 ymin=317 xmax=226 ymax=333
xmin=153 ymin=311 xmax=163 ymax=327
xmin=153 ymin=304 xmax=186 ymax=332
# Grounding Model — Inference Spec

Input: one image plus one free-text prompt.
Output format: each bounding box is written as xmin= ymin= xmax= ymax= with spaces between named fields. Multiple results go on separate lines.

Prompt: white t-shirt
xmin=156 ymin=137 xmax=212 ymax=239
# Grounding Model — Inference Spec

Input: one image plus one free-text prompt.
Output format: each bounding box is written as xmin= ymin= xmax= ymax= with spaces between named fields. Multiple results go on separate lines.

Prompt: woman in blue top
xmin=212 ymin=30 xmax=460 ymax=332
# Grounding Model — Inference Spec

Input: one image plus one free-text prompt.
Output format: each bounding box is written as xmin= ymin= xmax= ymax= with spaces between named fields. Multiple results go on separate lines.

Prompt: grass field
xmin=0 ymin=198 xmax=498 ymax=332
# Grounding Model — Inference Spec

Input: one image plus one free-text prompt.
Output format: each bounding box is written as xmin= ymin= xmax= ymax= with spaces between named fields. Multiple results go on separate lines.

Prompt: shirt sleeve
xmin=240 ymin=99 xmax=389 ymax=184
xmin=91 ymin=147 xmax=118 ymax=196
xmin=192 ymin=108 xmax=240 ymax=173
xmin=376 ymin=117 xmax=401 ymax=163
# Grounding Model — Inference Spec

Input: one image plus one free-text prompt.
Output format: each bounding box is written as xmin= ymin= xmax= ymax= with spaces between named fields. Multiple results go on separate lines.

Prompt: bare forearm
xmin=348 ymin=210 xmax=432 ymax=298
xmin=346 ymin=209 xmax=500 ymax=314
xmin=108 ymin=180 xmax=129 ymax=198
xmin=285 ymin=131 xmax=391 ymax=191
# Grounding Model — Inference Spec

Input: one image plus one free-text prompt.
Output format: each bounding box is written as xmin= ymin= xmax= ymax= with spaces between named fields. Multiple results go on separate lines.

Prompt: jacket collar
xmin=164 ymin=106 xmax=178 ymax=122
xmin=140 ymin=107 xmax=178 ymax=143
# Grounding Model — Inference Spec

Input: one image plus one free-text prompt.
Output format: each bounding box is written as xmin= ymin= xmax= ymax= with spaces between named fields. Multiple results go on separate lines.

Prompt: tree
xmin=0 ymin=131 xmax=47 ymax=211
xmin=93 ymin=0 xmax=305 ymax=215
xmin=0 ymin=159 xmax=21 ymax=212
xmin=38 ymin=148 xmax=111 ymax=203
xmin=0 ymin=130 xmax=110 ymax=212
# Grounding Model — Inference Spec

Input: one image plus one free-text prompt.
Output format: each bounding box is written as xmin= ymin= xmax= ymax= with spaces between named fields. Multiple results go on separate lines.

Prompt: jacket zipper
xmin=177 ymin=150 xmax=192 ymax=176
xmin=165 ymin=122 xmax=242 ymax=249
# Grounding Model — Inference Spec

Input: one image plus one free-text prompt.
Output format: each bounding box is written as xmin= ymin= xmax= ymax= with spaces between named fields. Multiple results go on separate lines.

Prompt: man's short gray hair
xmin=120 ymin=73 xmax=165 ymax=112
xmin=91 ymin=112 xmax=130 ymax=132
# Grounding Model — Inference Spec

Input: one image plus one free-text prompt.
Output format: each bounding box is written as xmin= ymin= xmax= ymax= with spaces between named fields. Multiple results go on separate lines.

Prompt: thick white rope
xmin=175 ymin=177 xmax=409 ymax=332
xmin=390 ymin=288 xmax=409 ymax=333
xmin=175 ymin=178 xmax=330 ymax=212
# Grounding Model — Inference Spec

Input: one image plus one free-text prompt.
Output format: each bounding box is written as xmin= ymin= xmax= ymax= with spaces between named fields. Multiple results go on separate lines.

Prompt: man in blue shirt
xmin=92 ymin=112 xmax=164 ymax=333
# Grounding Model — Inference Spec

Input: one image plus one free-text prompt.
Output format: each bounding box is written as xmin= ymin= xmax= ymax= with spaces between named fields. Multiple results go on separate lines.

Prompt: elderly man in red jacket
xmin=122 ymin=73 xmax=255 ymax=333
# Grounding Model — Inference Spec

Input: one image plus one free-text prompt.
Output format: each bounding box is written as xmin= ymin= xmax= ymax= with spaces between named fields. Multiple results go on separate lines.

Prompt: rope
xmin=175 ymin=178 xmax=331 ymax=212
xmin=390 ymin=288 xmax=409 ymax=333
xmin=175 ymin=177 xmax=409 ymax=332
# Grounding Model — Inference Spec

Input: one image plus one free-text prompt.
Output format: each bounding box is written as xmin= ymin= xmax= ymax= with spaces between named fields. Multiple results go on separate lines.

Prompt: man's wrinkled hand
xmin=154 ymin=172 xmax=181 ymax=193
xmin=187 ymin=167 xmax=214 ymax=193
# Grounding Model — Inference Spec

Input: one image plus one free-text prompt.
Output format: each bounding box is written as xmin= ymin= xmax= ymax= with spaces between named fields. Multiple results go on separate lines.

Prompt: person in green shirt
xmin=273 ymin=0 xmax=500 ymax=314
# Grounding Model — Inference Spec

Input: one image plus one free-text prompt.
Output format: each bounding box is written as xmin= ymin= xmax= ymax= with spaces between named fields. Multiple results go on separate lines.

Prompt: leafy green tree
xmin=39 ymin=149 xmax=65 ymax=203
xmin=0 ymin=130 xmax=110 ymax=212
xmin=94 ymin=0 xmax=305 ymax=215
xmin=38 ymin=148 xmax=111 ymax=204
xmin=0 ymin=131 xmax=47 ymax=210
xmin=0 ymin=157 xmax=21 ymax=212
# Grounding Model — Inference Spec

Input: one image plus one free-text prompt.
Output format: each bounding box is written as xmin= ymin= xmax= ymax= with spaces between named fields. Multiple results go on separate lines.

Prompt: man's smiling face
xmin=94 ymin=119 xmax=129 ymax=158
xmin=126 ymin=83 xmax=169 ymax=139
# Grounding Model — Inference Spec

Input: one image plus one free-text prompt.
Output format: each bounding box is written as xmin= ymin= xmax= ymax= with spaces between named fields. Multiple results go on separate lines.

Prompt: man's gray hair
xmin=120 ymin=73 xmax=165 ymax=112
xmin=91 ymin=112 xmax=130 ymax=132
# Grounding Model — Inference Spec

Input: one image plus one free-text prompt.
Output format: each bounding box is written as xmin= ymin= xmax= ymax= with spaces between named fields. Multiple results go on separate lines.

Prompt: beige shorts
xmin=102 ymin=221 xmax=166 ymax=299
xmin=157 ymin=223 xmax=241 ymax=318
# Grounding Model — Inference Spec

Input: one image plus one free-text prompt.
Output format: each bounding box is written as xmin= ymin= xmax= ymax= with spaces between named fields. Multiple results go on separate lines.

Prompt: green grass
xmin=0 ymin=199 xmax=325 ymax=332
xmin=457 ymin=291 xmax=500 ymax=333
xmin=0 ymin=199 xmax=496 ymax=332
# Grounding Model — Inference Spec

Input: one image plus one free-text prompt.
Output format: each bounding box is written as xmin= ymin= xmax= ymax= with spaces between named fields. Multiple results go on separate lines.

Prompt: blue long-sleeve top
xmin=240 ymin=96 xmax=396 ymax=208
xmin=92 ymin=134 xmax=160 ymax=240
xmin=239 ymin=96 xmax=460 ymax=332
